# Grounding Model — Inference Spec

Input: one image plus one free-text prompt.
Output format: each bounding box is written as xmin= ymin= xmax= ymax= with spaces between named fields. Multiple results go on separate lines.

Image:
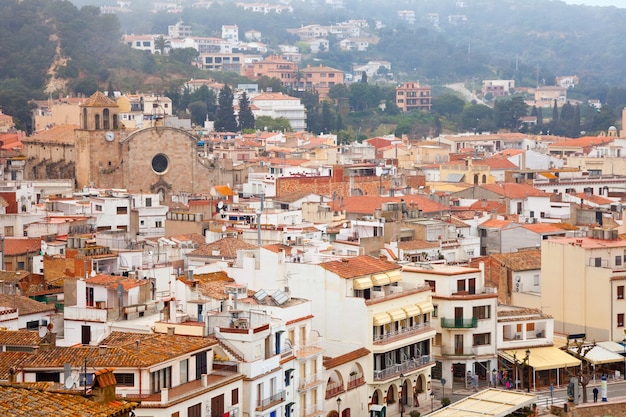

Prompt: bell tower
xmin=75 ymin=91 xmax=124 ymax=189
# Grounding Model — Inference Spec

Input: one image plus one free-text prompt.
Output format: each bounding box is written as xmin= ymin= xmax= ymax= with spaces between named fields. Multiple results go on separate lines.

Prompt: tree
xmin=169 ymin=47 xmax=198 ymax=65
xmin=566 ymin=338 xmax=603 ymax=404
xmin=215 ymin=85 xmax=238 ymax=132
xmin=107 ymin=81 xmax=115 ymax=99
xmin=154 ymin=35 xmax=171 ymax=55
xmin=255 ymin=116 xmax=292 ymax=132
xmin=237 ymin=92 xmax=255 ymax=131
xmin=432 ymin=94 xmax=465 ymax=119
xmin=360 ymin=71 xmax=368 ymax=83
xmin=188 ymin=100 xmax=208 ymax=126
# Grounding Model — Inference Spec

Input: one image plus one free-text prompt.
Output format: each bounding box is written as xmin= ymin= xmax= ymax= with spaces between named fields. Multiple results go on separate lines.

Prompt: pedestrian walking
xmin=593 ymin=387 xmax=599 ymax=402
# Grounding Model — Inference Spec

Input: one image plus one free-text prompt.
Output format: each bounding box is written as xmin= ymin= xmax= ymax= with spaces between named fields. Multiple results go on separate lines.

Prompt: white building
xmin=403 ymin=263 xmax=498 ymax=389
xmin=250 ymin=92 xmax=307 ymax=132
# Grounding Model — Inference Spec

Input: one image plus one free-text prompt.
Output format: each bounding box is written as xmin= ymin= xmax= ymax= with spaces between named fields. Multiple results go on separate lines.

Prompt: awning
xmin=445 ymin=173 xmax=465 ymax=183
xmin=387 ymin=270 xmax=402 ymax=283
xmin=388 ymin=309 xmax=406 ymax=321
xmin=596 ymin=341 xmax=626 ymax=355
xmin=402 ymin=304 xmax=420 ymax=317
xmin=353 ymin=277 xmax=373 ymax=290
xmin=373 ymin=312 xmax=392 ymax=326
xmin=500 ymin=346 xmax=581 ymax=371
xmin=540 ymin=171 xmax=558 ymax=179
xmin=372 ymin=273 xmax=390 ymax=286
xmin=416 ymin=301 xmax=434 ymax=314
xmin=567 ymin=345 xmax=625 ymax=365
xmin=428 ymin=388 xmax=535 ymax=417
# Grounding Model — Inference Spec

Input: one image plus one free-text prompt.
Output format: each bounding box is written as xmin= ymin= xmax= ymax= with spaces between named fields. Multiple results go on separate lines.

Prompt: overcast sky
xmin=561 ymin=0 xmax=625 ymax=7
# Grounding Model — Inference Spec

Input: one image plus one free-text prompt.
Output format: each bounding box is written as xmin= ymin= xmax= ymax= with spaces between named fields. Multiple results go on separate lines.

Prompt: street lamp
xmin=526 ymin=349 xmax=531 ymax=393
xmin=336 ymin=397 xmax=341 ymax=416
xmin=622 ymin=337 xmax=626 ymax=380
xmin=399 ymin=373 xmax=405 ymax=417
xmin=622 ymin=338 xmax=626 ymax=379
xmin=430 ymin=392 xmax=435 ymax=413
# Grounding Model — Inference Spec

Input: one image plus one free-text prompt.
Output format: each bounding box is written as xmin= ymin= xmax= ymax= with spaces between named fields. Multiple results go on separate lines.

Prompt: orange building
xmin=395 ymin=81 xmax=432 ymax=112
xmin=299 ymin=64 xmax=345 ymax=99
xmin=247 ymin=55 xmax=298 ymax=89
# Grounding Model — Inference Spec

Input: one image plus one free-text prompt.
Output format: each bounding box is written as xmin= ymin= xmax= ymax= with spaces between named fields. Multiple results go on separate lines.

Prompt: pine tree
xmin=107 ymin=81 xmax=115 ymax=99
xmin=237 ymin=92 xmax=255 ymax=131
xmin=215 ymin=85 xmax=237 ymax=132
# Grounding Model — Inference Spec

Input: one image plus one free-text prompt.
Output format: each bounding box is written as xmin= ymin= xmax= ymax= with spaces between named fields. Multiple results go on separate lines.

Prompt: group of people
xmin=491 ymin=369 xmax=516 ymax=389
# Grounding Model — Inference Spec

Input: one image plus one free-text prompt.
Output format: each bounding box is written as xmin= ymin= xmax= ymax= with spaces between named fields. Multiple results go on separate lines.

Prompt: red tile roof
xmin=328 ymin=195 xmax=447 ymax=215
xmin=320 ymin=255 xmax=399 ymax=279
xmin=0 ymin=294 xmax=55 ymax=316
xmin=480 ymin=182 xmax=548 ymax=198
xmin=323 ymin=347 xmax=371 ymax=369
xmin=3 ymin=238 xmax=41 ymax=256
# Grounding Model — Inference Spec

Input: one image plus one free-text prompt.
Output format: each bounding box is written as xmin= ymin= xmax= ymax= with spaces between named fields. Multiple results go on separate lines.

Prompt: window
xmin=618 ymin=313 xmax=624 ymax=327
xmin=86 ymin=287 xmax=94 ymax=307
xmin=95 ymin=204 xmax=103 ymax=212
xmin=533 ymin=274 xmax=540 ymax=286
xmin=26 ymin=320 xmax=39 ymax=330
xmin=4 ymin=226 xmax=13 ymax=237
xmin=146 ymin=198 xmax=152 ymax=207
xmin=180 ymin=359 xmax=188 ymax=384
xmin=456 ymin=280 xmax=466 ymax=292
xmin=526 ymin=323 xmax=535 ymax=331
xmin=434 ymin=333 xmax=442 ymax=346
xmin=617 ymin=256 xmax=623 ymax=266
xmin=117 ymin=206 xmax=128 ymax=215
xmin=115 ymin=373 xmax=135 ymax=387
xmin=150 ymin=366 xmax=172 ymax=393
xmin=232 ymin=388 xmax=239 ymax=404
xmin=619 ymin=286 xmax=624 ymax=300
xmin=155 ymin=221 xmax=163 ymax=228
xmin=425 ymin=280 xmax=436 ymax=291
xmin=472 ymin=305 xmax=491 ymax=320
xmin=473 ymin=333 xmax=491 ymax=346
xmin=188 ymin=403 xmax=201 ymax=417
xmin=432 ymin=305 xmax=438 ymax=318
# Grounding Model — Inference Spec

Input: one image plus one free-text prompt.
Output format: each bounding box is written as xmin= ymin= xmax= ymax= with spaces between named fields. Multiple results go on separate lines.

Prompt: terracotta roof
xmin=0 ymin=294 xmax=55 ymax=316
xmin=3 ymin=238 xmax=41 ymax=256
xmin=328 ymin=195 xmax=447 ymax=215
xmin=479 ymin=219 xmax=516 ymax=230
xmin=179 ymin=271 xmax=234 ymax=300
xmin=491 ymin=249 xmax=542 ymax=271
xmin=0 ymin=329 xmax=43 ymax=347
xmin=84 ymin=275 xmax=148 ymax=291
xmin=252 ymin=92 xmax=299 ymax=101
xmin=0 ymin=271 xmax=30 ymax=284
xmin=520 ymin=223 xmax=568 ymax=234
xmin=549 ymin=135 xmax=614 ymax=149
xmin=480 ymin=182 xmax=548 ymax=198
xmin=320 ymin=255 xmax=399 ymax=279
xmin=188 ymin=237 xmax=257 ymax=258
xmin=571 ymin=192 xmax=614 ymax=206
xmin=468 ymin=200 xmax=507 ymax=213
xmin=25 ymin=124 xmax=78 ymax=144
xmin=0 ymin=383 xmax=137 ymax=416
xmin=263 ymin=243 xmax=292 ymax=253
xmin=81 ymin=91 xmax=118 ymax=107
xmin=323 ymin=347 xmax=371 ymax=369
xmin=474 ymin=158 xmax=519 ymax=170
xmin=398 ymin=240 xmax=440 ymax=250
xmin=0 ymin=351 xmax=31 ymax=379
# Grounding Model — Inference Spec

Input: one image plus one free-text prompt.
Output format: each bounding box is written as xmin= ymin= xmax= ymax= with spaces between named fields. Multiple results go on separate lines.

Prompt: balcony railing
xmin=299 ymin=373 xmax=324 ymax=390
xmin=325 ymin=380 xmax=344 ymax=399
xmin=303 ymin=402 xmax=324 ymax=417
xmin=294 ymin=340 xmax=324 ymax=359
xmin=373 ymin=355 xmax=433 ymax=381
xmin=256 ymin=390 xmax=285 ymax=411
xmin=440 ymin=317 xmax=478 ymax=329
xmin=373 ymin=322 xmax=432 ymax=344
xmin=347 ymin=375 xmax=365 ymax=390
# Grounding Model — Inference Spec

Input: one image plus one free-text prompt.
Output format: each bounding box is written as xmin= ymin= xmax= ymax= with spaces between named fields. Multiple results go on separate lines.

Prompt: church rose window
xmin=151 ymin=153 xmax=169 ymax=174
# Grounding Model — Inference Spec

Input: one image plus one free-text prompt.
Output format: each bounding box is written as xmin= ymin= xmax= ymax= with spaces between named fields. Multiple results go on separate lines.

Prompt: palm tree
xmin=154 ymin=35 xmax=171 ymax=55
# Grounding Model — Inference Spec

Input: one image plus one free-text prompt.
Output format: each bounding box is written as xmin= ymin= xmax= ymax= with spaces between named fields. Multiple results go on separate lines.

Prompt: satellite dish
xmin=157 ymin=301 xmax=165 ymax=311
xmin=343 ymin=222 xmax=347 ymax=228
xmin=38 ymin=326 xmax=48 ymax=338
xmin=64 ymin=376 xmax=76 ymax=390
xmin=217 ymin=201 xmax=224 ymax=209
xmin=221 ymin=225 xmax=227 ymax=232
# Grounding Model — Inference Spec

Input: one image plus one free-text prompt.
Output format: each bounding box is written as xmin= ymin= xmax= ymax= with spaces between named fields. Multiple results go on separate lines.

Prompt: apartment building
xmin=299 ymin=64 xmax=344 ymax=99
xmin=403 ymin=263 xmax=498 ymax=389
xmin=395 ymin=82 xmax=432 ymax=112
xmin=541 ymin=234 xmax=626 ymax=342
xmin=248 ymin=56 xmax=298 ymax=89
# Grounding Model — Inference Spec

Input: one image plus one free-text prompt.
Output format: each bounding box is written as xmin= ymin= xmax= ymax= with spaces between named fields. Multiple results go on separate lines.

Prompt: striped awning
xmin=416 ymin=301 xmax=435 ymax=314
xmin=402 ymin=304 xmax=420 ymax=317
xmin=372 ymin=273 xmax=390 ymax=286
xmin=353 ymin=277 xmax=373 ymax=290
xmin=388 ymin=309 xmax=406 ymax=321
xmin=387 ymin=270 xmax=402 ymax=283
xmin=373 ymin=312 xmax=392 ymax=326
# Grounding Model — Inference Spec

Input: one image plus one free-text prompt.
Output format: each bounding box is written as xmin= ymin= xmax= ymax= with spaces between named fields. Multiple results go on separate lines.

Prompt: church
xmin=24 ymin=91 xmax=219 ymax=200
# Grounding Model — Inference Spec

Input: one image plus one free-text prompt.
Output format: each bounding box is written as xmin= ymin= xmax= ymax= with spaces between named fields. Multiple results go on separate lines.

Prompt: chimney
xmin=167 ymin=327 xmax=175 ymax=336
xmin=98 ymin=345 xmax=107 ymax=355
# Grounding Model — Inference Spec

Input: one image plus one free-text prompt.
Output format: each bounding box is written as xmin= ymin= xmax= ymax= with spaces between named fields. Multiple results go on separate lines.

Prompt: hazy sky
xmin=561 ymin=0 xmax=625 ymax=7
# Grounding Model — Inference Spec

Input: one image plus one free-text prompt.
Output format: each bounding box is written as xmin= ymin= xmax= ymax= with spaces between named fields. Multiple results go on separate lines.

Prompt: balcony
xmin=64 ymin=305 xmax=109 ymax=322
xmin=299 ymin=373 xmax=324 ymax=391
xmin=347 ymin=375 xmax=365 ymax=390
xmin=255 ymin=390 xmax=286 ymax=411
xmin=303 ymin=402 xmax=324 ymax=417
xmin=440 ymin=317 xmax=478 ymax=329
xmin=373 ymin=322 xmax=433 ymax=344
xmin=325 ymin=380 xmax=344 ymax=399
xmin=373 ymin=355 xmax=433 ymax=381
xmin=295 ymin=339 xmax=324 ymax=359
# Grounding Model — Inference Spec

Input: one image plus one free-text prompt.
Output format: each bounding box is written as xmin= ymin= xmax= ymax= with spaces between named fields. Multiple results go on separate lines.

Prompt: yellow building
xmin=541 ymin=233 xmax=626 ymax=342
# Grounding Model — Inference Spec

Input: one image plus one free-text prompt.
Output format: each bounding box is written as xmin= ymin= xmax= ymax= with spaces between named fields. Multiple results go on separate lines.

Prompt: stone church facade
xmin=25 ymin=91 xmax=219 ymax=200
